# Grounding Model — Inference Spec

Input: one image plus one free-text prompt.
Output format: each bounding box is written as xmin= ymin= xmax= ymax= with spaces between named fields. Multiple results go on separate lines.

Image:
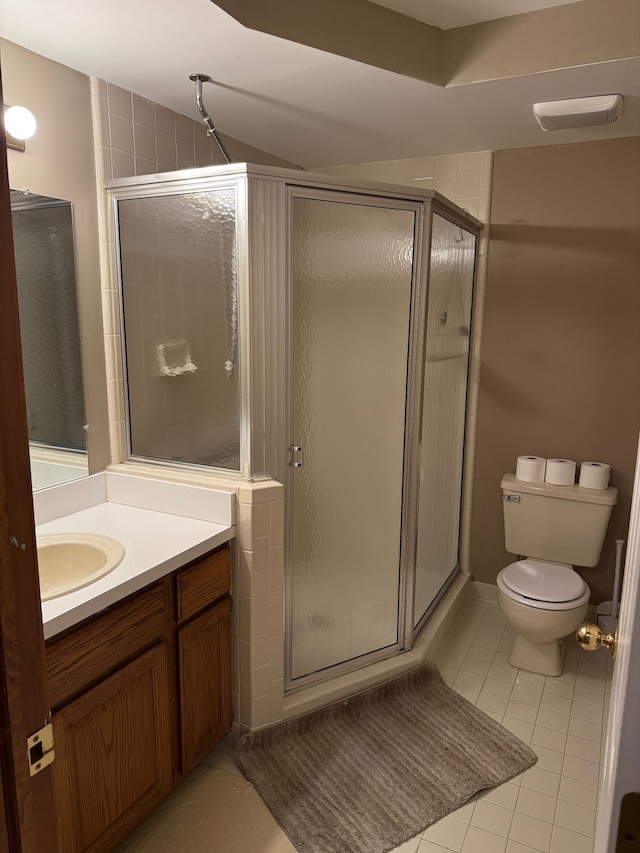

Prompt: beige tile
xmin=119 ymin=767 xmax=296 ymax=852
xmin=433 ymin=176 xmax=457 ymax=201
xmin=550 ymin=825 xmax=594 ymax=853
xmin=108 ymin=83 xmax=132 ymax=118
xmin=462 ymin=825 xmax=507 ymax=853
xmin=515 ymin=787 xmax=556 ymax=823
xmin=176 ymin=113 xmax=195 ymax=142
xmin=270 ymin=500 xmax=284 ymax=547
xmin=111 ymin=149 xmax=135 ymax=179
xmin=567 ymin=716 xmax=602 ymax=743
xmin=110 ymin=112 xmax=134 ymax=153
xmin=553 ymin=800 xmax=596 ymax=837
xmin=471 ymin=800 xmax=513 ymax=837
xmin=457 ymin=152 xmax=483 ymax=176
xmin=155 ymin=105 xmax=176 ymax=136
xmin=177 ymin=138 xmax=196 ymax=170
xmin=422 ymin=815 xmax=467 ymax=851
xmin=539 ymin=692 xmax=572 ymax=715
xmin=156 ymin=131 xmax=177 ymax=168
xmin=522 ymin=767 xmax=560 ymax=798
xmin=531 ymin=725 xmax=567 ymax=754
xmin=133 ymin=94 xmax=155 ymax=128
xmin=558 ymin=777 xmax=598 ymax=810
xmin=135 ymin=156 xmax=157 ymax=176
xmin=535 ymin=708 xmax=569 ymax=734
xmin=434 ymin=154 xmax=459 ymax=177
xmin=564 ymin=735 xmax=601 ymax=763
xmin=561 ymin=753 xmax=600 ymax=786
xmin=456 ymin=173 xmax=481 ymax=200
xmin=509 ymin=813 xmax=553 ymax=852
xmin=531 ymin=745 xmax=563 ymax=774
xmin=133 ymin=121 xmax=157 ymax=160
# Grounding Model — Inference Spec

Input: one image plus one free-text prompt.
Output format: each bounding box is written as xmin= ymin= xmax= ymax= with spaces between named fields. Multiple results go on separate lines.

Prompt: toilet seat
xmin=497 ymin=559 xmax=590 ymax=611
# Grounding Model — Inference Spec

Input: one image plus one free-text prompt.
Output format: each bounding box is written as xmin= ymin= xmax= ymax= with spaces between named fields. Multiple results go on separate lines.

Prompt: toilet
xmin=497 ymin=473 xmax=618 ymax=676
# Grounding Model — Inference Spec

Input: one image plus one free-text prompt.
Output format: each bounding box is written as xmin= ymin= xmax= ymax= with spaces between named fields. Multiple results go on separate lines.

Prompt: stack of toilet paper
xmin=515 ymin=456 xmax=611 ymax=490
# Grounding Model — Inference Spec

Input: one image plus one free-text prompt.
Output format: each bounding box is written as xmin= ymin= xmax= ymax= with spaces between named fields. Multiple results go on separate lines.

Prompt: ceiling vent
xmin=533 ymin=95 xmax=624 ymax=131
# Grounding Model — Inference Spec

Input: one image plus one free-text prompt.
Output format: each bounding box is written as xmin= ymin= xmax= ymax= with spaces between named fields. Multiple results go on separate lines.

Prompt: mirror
xmin=10 ymin=189 xmax=89 ymax=489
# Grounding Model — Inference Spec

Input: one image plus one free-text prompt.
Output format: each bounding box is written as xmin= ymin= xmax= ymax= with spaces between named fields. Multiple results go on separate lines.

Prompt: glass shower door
xmin=288 ymin=192 xmax=418 ymax=685
xmin=413 ymin=214 xmax=477 ymax=631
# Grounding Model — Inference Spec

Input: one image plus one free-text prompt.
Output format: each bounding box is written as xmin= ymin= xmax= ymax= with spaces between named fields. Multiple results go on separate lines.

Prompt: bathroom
xmin=1 ymin=0 xmax=640 ymax=850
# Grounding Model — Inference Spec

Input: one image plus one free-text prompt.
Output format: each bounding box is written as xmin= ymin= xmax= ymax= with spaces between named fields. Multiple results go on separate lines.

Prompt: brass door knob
xmin=576 ymin=623 xmax=618 ymax=660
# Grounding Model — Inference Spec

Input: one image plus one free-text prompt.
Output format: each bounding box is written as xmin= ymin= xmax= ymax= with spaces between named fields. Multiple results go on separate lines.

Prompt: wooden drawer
xmin=46 ymin=583 xmax=168 ymax=709
xmin=176 ymin=546 xmax=230 ymax=623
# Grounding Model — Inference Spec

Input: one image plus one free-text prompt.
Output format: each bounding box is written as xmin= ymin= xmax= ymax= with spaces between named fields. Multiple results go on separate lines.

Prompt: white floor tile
xmin=515 ymin=672 xmax=546 ymax=691
xmin=471 ymin=800 xmax=514 ymax=837
xmin=558 ymin=776 xmax=598 ymax=810
xmin=510 ymin=685 xmax=542 ymax=707
xmin=521 ymin=767 xmax=561 ymax=798
xmin=416 ymin=840 xmax=450 ymax=853
xmin=561 ymin=753 xmax=600 ymax=786
xmin=538 ymin=692 xmax=572 ymax=716
xmin=553 ymin=800 xmax=596 ymax=837
xmin=509 ymin=813 xmax=553 ymax=852
xmin=565 ymin=735 xmax=601 ymax=763
xmin=501 ymin=717 xmax=534 ymax=743
xmin=531 ymin=745 xmax=564 ymax=774
xmin=505 ymin=700 xmax=538 ymax=724
xmin=462 ymin=826 xmax=507 ymax=853
xmin=422 ymin=815 xmax=468 ymax=851
xmin=535 ymin=708 xmax=569 ymax=734
xmin=550 ymin=825 xmax=594 ymax=853
xmin=480 ymin=783 xmax=520 ymax=811
xmin=483 ymin=678 xmax=514 ymax=699
xmin=515 ymin=787 xmax=557 ymax=823
xmin=531 ymin=725 xmax=567 ymax=754
xmin=567 ymin=716 xmax=602 ymax=743
xmin=570 ymin=700 xmax=604 ymax=725
xmin=507 ymin=841 xmax=545 ymax=853
xmin=541 ymin=679 xmax=574 ymax=699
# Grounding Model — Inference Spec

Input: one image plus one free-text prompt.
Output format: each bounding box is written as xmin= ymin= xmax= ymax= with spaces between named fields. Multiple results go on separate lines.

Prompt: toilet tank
xmin=501 ymin=474 xmax=617 ymax=567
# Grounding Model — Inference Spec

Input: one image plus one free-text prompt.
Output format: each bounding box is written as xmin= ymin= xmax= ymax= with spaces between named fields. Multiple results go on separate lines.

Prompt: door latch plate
xmin=27 ymin=722 xmax=54 ymax=777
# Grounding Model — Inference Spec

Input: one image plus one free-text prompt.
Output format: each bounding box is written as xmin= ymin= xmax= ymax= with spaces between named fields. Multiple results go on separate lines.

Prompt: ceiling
xmin=0 ymin=0 xmax=638 ymax=169
xmin=371 ymin=0 xmax=584 ymax=29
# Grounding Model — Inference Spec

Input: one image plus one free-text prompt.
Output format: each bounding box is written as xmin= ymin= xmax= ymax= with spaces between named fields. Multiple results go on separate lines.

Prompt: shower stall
xmin=108 ymin=164 xmax=480 ymax=693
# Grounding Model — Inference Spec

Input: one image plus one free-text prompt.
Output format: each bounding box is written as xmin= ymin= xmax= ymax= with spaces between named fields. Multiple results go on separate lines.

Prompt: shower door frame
xmin=108 ymin=172 xmax=252 ymax=480
xmin=283 ymin=185 xmax=431 ymax=692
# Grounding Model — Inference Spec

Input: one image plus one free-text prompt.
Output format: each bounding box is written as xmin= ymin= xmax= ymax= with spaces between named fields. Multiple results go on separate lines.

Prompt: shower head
xmin=189 ymin=73 xmax=232 ymax=165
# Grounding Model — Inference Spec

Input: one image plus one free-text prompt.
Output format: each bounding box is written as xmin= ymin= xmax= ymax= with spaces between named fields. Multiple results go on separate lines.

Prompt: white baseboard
xmin=471 ymin=580 xmax=498 ymax=603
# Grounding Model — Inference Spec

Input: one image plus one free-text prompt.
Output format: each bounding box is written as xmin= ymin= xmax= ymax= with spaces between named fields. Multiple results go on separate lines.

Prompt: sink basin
xmin=36 ymin=533 xmax=126 ymax=600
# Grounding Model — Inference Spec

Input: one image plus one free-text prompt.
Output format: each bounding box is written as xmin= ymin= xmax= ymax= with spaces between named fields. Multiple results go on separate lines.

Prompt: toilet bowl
xmin=497 ymin=559 xmax=590 ymax=676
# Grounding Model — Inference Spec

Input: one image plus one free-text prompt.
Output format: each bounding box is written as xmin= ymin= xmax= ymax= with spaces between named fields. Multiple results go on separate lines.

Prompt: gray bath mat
xmin=237 ymin=662 xmax=536 ymax=853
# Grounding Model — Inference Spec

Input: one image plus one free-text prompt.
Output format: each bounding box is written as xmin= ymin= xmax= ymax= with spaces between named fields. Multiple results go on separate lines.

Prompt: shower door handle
xmin=289 ymin=446 xmax=304 ymax=468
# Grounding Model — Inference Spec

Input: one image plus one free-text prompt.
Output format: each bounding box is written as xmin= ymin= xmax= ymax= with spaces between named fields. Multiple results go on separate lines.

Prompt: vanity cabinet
xmin=45 ymin=543 xmax=232 ymax=852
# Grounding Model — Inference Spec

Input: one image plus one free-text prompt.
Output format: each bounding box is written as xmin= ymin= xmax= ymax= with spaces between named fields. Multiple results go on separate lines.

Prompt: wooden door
xmin=178 ymin=597 xmax=232 ymax=774
xmin=52 ymin=643 xmax=173 ymax=852
xmin=0 ymin=71 xmax=58 ymax=851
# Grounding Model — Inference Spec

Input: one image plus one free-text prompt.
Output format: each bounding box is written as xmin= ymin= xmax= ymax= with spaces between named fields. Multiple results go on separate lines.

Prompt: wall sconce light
xmin=4 ymin=105 xmax=37 ymax=152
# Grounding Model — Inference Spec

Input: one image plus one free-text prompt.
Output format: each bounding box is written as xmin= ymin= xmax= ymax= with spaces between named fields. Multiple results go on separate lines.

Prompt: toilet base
xmin=508 ymin=634 xmax=565 ymax=677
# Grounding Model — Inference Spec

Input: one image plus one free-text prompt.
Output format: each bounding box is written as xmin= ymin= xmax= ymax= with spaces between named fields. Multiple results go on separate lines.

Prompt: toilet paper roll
xmin=545 ymin=458 xmax=577 ymax=486
xmin=579 ymin=461 xmax=611 ymax=490
xmin=515 ymin=455 xmax=547 ymax=483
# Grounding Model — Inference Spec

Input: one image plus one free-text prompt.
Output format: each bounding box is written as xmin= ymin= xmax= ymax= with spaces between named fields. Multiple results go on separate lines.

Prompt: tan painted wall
xmin=470 ymin=137 xmax=640 ymax=603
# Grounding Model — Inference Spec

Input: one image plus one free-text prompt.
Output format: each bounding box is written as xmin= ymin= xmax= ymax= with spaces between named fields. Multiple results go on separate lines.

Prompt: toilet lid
xmin=501 ymin=559 xmax=587 ymax=603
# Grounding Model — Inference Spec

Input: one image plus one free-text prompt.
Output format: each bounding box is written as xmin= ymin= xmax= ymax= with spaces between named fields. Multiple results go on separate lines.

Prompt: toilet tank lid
xmin=501 ymin=474 xmax=618 ymax=505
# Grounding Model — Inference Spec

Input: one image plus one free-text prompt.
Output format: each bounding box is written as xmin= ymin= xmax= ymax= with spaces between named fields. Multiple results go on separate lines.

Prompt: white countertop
xmin=37 ymin=474 xmax=235 ymax=639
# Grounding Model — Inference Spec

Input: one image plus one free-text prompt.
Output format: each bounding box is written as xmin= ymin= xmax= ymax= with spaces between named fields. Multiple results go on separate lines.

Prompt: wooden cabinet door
xmin=52 ymin=644 xmax=172 ymax=853
xmin=179 ymin=597 xmax=232 ymax=774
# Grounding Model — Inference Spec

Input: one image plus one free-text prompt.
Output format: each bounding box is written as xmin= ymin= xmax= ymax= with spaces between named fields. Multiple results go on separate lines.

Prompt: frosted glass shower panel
xmin=290 ymin=196 xmax=416 ymax=682
xmin=118 ymin=190 xmax=240 ymax=469
xmin=413 ymin=214 xmax=476 ymax=629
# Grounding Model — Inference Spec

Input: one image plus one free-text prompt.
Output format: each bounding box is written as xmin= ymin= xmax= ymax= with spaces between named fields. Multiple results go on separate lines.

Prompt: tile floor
xmin=120 ymin=595 xmax=612 ymax=853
